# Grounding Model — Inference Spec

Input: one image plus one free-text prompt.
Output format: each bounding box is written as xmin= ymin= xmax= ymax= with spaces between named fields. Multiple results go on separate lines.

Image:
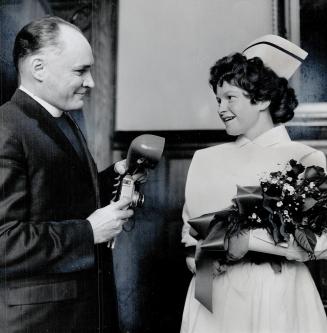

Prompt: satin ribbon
xmin=187 ymin=165 xmax=327 ymax=312
xmin=188 ymin=185 xmax=264 ymax=312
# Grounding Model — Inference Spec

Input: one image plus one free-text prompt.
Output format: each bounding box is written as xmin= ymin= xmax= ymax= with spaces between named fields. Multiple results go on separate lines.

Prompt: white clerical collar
xmin=19 ymin=85 xmax=63 ymax=118
xmin=235 ymin=125 xmax=291 ymax=148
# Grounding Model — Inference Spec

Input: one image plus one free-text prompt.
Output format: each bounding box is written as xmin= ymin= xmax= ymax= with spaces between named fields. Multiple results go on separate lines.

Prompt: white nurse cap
xmin=243 ymin=34 xmax=308 ymax=79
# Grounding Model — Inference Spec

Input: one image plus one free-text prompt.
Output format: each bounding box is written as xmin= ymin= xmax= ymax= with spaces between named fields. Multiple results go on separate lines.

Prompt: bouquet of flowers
xmin=226 ymin=159 xmax=327 ymax=257
xmin=188 ymin=159 xmax=327 ymax=312
xmin=188 ymin=159 xmax=327 ymax=311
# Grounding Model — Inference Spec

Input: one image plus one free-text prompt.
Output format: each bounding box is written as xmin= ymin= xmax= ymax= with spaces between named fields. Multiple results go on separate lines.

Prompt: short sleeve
xmin=300 ymin=150 xmax=326 ymax=170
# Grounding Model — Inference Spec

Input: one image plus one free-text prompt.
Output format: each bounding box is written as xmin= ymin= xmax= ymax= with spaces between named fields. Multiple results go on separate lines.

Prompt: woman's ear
xmin=257 ymin=100 xmax=271 ymax=111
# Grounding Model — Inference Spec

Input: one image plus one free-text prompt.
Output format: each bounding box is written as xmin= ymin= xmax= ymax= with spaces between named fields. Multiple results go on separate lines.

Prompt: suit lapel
xmin=65 ymin=112 xmax=101 ymax=208
xmin=11 ymin=90 xmax=94 ymax=181
xmin=79 ymin=138 xmax=101 ymax=208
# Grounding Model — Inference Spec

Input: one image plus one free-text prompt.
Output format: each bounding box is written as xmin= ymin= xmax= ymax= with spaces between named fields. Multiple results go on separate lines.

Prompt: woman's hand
xmin=213 ymin=261 xmax=227 ymax=277
xmin=186 ymin=257 xmax=228 ymax=276
xmin=186 ymin=257 xmax=196 ymax=274
xmin=225 ymin=231 xmax=250 ymax=261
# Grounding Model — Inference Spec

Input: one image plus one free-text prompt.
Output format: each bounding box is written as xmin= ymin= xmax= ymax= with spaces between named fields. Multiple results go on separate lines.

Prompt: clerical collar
xmin=235 ymin=125 xmax=291 ymax=147
xmin=19 ymin=85 xmax=63 ymax=118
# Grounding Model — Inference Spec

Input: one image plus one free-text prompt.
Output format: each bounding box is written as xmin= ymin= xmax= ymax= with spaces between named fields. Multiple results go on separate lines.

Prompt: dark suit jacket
xmin=0 ymin=90 xmax=119 ymax=333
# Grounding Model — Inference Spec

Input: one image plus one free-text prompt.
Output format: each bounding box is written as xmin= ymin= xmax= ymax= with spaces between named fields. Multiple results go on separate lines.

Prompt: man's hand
xmin=114 ymin=159 xmax=148 ymax=183
xmin=225 ymin=231 xmax=250 ymax=261
xmin=114 ymin=159 xmax=128 ymax=175
xmin=87 ymin=198 xmax=134 ymax=244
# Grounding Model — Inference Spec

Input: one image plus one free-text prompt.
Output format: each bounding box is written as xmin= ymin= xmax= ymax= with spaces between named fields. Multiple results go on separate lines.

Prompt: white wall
xmin=116 ymin=0 xmax=274 ymax=130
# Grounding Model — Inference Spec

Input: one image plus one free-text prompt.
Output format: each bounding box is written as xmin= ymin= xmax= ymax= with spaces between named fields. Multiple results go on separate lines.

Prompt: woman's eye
xmin=216 ymin=98 xmax=221 ymax=105
xmin=228 ymin=95 xmax=236 ymax=101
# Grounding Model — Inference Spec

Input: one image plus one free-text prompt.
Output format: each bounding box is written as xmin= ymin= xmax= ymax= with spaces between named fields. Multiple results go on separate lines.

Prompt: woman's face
xmin=215 ymin=81 xmax=265 ymax=137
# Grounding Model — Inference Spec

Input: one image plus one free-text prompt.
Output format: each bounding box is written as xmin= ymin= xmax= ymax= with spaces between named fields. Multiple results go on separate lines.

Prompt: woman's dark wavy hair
xmin=209 ymin=53 xmax=298 ymax=123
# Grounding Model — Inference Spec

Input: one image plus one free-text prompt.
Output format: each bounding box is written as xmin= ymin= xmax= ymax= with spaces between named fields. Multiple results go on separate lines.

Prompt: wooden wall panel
xmin=112 ymin=134 xmax=327 ymax=332
xmin=111 ymin=151 xmax=193 ymax=333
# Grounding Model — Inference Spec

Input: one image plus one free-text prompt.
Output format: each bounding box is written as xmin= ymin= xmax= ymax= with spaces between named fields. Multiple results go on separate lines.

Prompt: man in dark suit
xmin=0 ymin=16 xmax=134 ymax=332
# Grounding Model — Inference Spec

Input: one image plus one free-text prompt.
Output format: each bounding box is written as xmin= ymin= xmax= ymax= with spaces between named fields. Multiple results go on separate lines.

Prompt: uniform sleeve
xmin=299 ymin=149 xmax=327 ymax=169
xmin=0 ymin=125 xmax=95 ymax=279
xmin=181 ymin=203 xmax=198 ymax=247
xmin=248 ymin=229 xmax=291 ymax=256
xmin=249 ymin=149 xmax=327 ymax=261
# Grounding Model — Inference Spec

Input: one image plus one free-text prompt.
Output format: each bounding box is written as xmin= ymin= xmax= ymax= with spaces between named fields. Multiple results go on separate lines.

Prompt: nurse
xmin=181 ymin=35 xmax=327 ymax=333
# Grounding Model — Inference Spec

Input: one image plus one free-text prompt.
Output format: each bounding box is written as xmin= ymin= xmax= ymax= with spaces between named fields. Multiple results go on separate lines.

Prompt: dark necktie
xmin=55 ymin=111 xmax=88 ymax=164
xmin=55 ymin=112 xmax=101 ymax=207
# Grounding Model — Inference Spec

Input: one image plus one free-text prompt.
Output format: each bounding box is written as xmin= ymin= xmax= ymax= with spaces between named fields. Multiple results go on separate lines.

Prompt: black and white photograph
xmin=1 ymin=1 xmax=327 ymax=332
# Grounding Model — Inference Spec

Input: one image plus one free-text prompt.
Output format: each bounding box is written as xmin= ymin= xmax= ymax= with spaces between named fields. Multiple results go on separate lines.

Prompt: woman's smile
xmin=220 ymin=114 xmax=236 ymax=123
xmin=215 ymin=82 xmax=270 ymax=138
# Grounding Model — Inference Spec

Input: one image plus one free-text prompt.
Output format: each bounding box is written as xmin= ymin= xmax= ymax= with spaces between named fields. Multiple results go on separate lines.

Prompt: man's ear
xmin=257 ymin=100 xmax=271 ymax=111
xmin=30 ymin=57 xmax=45 ymax=81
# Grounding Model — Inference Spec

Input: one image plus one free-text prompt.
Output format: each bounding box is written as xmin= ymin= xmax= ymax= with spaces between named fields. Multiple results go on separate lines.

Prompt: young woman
xmin=181 ymin=35 xmax=327 ymax=333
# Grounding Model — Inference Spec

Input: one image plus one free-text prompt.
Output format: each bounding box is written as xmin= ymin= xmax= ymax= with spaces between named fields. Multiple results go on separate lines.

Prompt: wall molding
xmin=290 ymin=103 xmax=327 ymax=126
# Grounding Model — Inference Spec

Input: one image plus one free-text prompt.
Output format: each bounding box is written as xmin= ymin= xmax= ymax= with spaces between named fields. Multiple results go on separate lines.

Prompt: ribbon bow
xmin=188 ymin=185 xmax=264 ymax=312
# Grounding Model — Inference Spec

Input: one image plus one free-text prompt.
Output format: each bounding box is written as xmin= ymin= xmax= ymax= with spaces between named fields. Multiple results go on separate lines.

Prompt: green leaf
xmin=303 ymin=197 xmax=317 ymax=212
xmin=272 ymin=228 xmax=281 ymax=244
xmin=304 ymin=165 xmax=325 ymax=181
xmin=280 ymin=222 xmax=290 ymax=242
xmin=318 ymin=179 xmax=327 ymax=191
xmin=294 ymin=228 xmax=317 ymax=253
xmin=268 ymin=215 xmax=281 ymax=243
xmin=263 ymin=196 xmax=280 ymax=214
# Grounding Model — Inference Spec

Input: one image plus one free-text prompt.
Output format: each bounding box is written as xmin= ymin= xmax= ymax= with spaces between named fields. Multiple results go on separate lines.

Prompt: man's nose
xmin=83 ymin=72 xmax=95 ymax=89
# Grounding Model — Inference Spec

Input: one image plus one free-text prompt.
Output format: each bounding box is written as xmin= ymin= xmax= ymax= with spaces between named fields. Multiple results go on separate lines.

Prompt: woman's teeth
xmin=223 ymin=116 xmax=236 ymax=122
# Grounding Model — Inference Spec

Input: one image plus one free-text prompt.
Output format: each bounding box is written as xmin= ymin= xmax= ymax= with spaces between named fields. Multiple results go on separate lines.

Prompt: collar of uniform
xmin=235 ymin=125 xmax=291 ymax=148
xmin=19 ymin=85 xmax=63 ymax=118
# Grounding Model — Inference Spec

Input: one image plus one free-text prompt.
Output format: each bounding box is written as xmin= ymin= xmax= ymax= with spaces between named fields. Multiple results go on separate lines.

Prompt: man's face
xmin=41 ymin=26 xmax=95 ymax=110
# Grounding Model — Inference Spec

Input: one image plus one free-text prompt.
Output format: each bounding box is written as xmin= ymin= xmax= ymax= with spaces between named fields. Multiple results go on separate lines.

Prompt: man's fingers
xmin=118 ymin=209 xmax=134 ymax=220
xmin=112 ymin=198 xmax=131 ymax=209
xmin=114 ymin=159 xmax=127 ymax=175
xmin=132 ymin=170 xmax=149 ymax=183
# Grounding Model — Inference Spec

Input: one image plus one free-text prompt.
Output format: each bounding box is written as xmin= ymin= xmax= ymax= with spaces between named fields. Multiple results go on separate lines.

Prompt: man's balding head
xmin=13 ymin=16 xmax=81 ymax=72
xmin=14 ymin=16 xmax=95 ymax=111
